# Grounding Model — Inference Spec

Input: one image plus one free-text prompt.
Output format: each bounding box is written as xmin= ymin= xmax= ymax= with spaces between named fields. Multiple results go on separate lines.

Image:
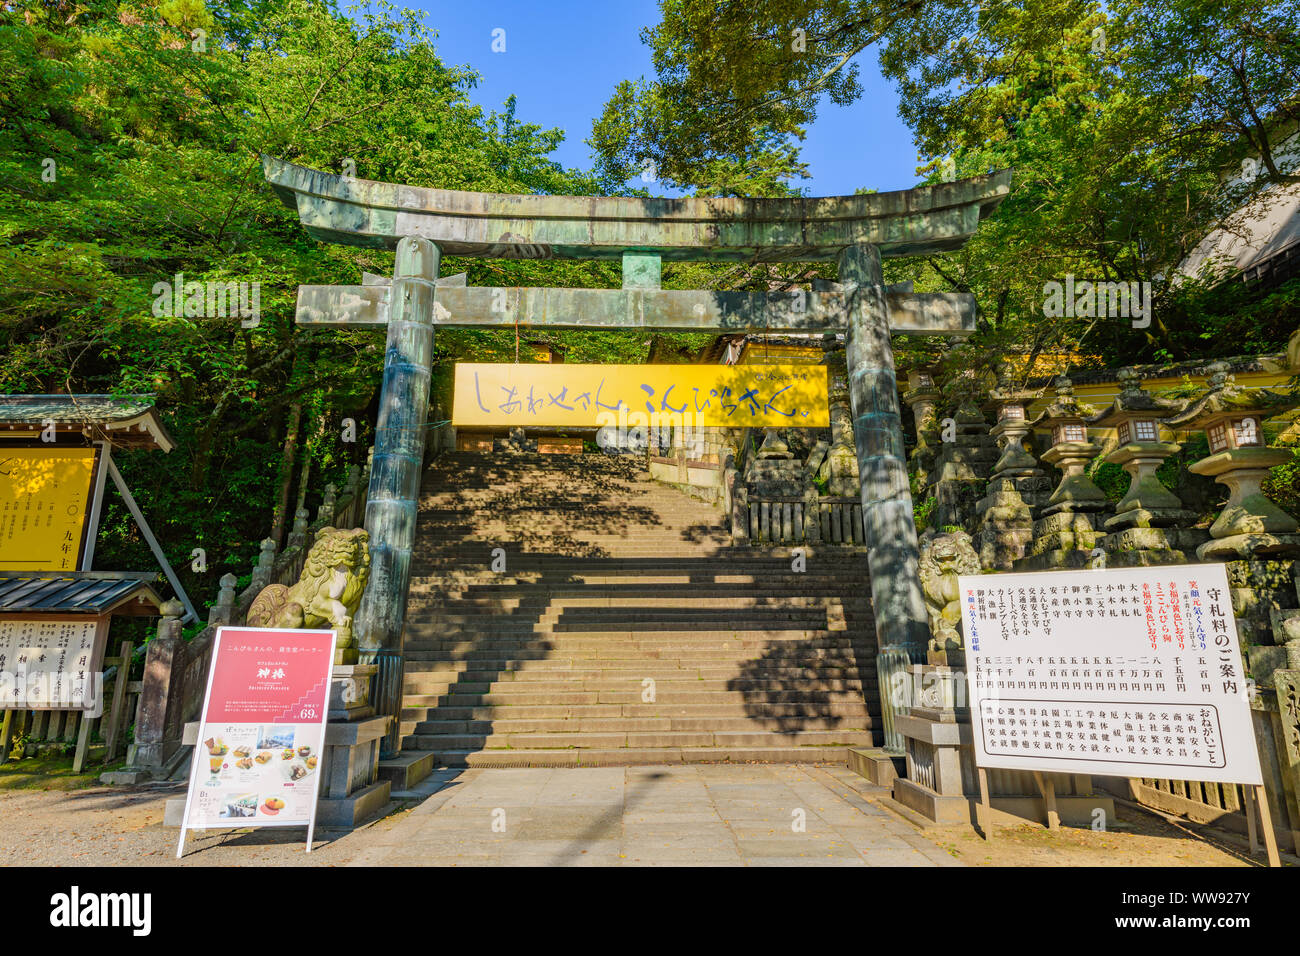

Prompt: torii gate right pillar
xmin=839 ymin=244 xmax=930 ymax=750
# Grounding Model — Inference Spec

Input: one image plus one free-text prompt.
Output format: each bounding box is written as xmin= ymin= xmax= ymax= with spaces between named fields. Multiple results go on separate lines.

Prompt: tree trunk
xmin=270 ymin=402 xmax=302 ymax=548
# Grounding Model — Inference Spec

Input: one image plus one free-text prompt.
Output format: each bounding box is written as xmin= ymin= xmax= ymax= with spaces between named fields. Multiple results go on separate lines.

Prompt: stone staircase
xmin=399 ymin=451 xmax=880 ymax=767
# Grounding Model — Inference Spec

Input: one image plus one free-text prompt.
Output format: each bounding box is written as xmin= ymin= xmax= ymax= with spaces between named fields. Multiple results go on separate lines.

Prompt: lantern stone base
xmin=1104 ymin=507 xmax=1196 ymax=531
xmin=1099 ymin=526 xmax=1210 ymax=565
xmin=1028 ymin=511 xmax=1105 ymax=554
xmin=1199 ymin=533 xmax=1300 ymax=561
xmin=1013 ymin=512 xmax=1103 ymax=571
xmin=973 ymin=478 xmax=1034 ymax=571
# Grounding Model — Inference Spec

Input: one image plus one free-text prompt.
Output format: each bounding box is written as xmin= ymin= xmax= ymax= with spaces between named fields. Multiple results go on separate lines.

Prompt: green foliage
xmin=0 ymin=0 xmax=709 ymax=616
xmin=592 ymin=0 xmax=1300 ymax=381
xmin=1089 ymin=460 xmax=1130 ymax=503
xmin=1263 ymin=440 xmax=1300 ymax=520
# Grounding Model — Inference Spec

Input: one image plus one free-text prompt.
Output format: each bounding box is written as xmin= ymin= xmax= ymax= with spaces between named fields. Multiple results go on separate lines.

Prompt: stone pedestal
xmin=1097 ymin=526 xmax=1211 ymax=567
xmin=315 ymin=715 xmax=391 ymax=827
xmin=887 ymin=667 xmax=1114 ymax=826
xmin=1040 ymin=441 xmax=1109 ymax=516
xmin=1015 ymin=440 xmax=1111 ymax=570
xmin=930 ymin=402 xmax=997 ymax=531
xmin=330 ymin=664 xmax=376 ymax=721
xmin=973 ymin=477 xmax=1034 ymax=570
xmin=1227 ymin=559 xmax=1300 ymax=691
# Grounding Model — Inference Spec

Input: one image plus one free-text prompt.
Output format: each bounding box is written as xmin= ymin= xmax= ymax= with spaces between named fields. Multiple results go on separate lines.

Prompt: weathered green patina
xmin=263 ymin=155 xmax=1011 ymax=261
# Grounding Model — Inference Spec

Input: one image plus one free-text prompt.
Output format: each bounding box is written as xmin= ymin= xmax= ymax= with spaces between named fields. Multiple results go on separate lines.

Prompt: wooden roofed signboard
xmin=0 ymin=393 xmax=196 ymax=622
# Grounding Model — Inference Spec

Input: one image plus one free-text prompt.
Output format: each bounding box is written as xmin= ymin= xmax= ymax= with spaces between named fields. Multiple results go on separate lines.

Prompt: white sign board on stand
xmin=958 ymin=563 xmax=1263 ymax=786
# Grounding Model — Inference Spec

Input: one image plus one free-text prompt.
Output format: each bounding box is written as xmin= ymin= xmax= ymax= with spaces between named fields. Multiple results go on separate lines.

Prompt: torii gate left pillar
xmin=840 ymin=244 xmax=931 ymax=751
xmin=353 ymin=238 xmax=439 ymax=670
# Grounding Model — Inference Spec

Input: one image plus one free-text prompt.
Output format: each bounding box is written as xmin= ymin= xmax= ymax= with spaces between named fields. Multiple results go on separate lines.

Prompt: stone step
xmin=400 ymin=700 xmax=876 ymax=721
xmin=401 ymin=659 xmax=872 ymax=675
xmin=408 ymin=690 xmax=881 ymax=708
xmin=402 ymin=627 xmax=859 ymax=642
xmin=426 ymin=746 xmax=858 ymax=768
xmin=405 ymin=593 xmax=870 ymax=606
xmin=411 ymin=608 xmax=836 ymax=622
xmin=401 ymin=675 xmax=869 ymax=694
xmin=409 ymin=715 xmax=871 ymax=735
xmin=401 ymin=643 xmax=877 ymax=658
xmin=401 ymin=669 xmax=869 ymax=687
xmin=403 ymin=728 xmax=874 ymax=751
xmin=377 ymin=750 xmax=437 ymax=791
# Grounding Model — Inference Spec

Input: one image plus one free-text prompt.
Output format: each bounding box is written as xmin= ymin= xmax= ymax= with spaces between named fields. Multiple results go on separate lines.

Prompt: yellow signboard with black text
xmin=453 ymin=363 xmax=829 ymax=428
xmin=0 ymin=446 xmax=100 ymax=571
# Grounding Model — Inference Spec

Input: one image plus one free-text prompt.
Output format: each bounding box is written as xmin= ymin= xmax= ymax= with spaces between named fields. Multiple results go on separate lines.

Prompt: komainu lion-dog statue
xmin=917 ymin=528 xmax=981 ymax=665
xmin=247 ymin=527 xmax=371 ymax=650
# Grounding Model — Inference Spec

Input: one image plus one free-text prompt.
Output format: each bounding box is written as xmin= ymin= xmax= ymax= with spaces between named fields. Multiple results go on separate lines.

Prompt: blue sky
xmin=402 ymin=0 xmax=920 ymax=196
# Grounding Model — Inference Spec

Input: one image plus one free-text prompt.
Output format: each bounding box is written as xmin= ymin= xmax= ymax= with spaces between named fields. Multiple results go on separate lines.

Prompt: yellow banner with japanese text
xmin=453 ymin=363 xmax=829 ymax=428
xmin=0 ymin=446 xmax=99 ymax=571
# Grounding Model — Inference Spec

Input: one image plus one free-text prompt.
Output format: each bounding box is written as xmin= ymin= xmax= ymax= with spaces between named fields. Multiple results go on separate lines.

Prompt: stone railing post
xmin=287 ymin=508 xmax=310 ymax=551
xmin=207 ymin=573 xmax=238 ymax=627
xmin=732 ymin=482 xmax=750 ymax=544
xmin=317 ymin=482 xmax=338 ymax=525
xmin=248 ymin=538 xmax=277 ymax=595
xmin=130 ymin=599 xmax=187 ymax=771
xmin=803 ymin=487 xmax=822 ymax=544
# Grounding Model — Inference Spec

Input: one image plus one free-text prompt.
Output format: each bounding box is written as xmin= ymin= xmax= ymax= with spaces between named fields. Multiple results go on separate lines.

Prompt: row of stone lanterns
xmin=912 ymin=361 xmax=1300 ymax=566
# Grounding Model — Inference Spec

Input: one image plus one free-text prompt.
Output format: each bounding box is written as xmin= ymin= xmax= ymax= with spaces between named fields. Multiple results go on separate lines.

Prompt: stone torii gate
xmin=263 ymin=155 xmax=1009 ymax=739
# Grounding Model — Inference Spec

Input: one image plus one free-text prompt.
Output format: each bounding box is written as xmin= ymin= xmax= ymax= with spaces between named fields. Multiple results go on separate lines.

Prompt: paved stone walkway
xmin=349 ymin=764 xmax=963 ymax=867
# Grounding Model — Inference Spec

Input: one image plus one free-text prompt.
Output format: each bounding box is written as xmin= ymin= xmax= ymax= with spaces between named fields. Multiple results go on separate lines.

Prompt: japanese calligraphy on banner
xmin=178 ymin=628 xmax=335 ymax=847
xmin=960 ymin=564 xmax=1263 ymax=785
xmin=0 ymin=446 xmax=100 ymax=571
xmin=0 ymin=617 xmax=106 ymax=712
xmin=452 ymin=363 xmax=829 ymax=428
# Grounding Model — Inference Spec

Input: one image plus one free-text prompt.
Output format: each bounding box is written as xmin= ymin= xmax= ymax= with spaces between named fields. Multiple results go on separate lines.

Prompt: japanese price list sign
xmin=959 ymin=563 xmax=1263 ymax=785
xmin=0 ymin=617 xmax=103 ymax=711
xmin=178 ymin=628 xmax=336 ymax=853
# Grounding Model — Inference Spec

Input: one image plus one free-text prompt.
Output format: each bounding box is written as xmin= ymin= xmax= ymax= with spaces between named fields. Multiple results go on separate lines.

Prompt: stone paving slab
xmin=349 ymin=764 xmax=952 ymax=867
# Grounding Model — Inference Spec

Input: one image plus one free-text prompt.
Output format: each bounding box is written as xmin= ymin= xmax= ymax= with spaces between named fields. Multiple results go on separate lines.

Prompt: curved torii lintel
xmin=262 ymin=155 xmax=1011 ymax=262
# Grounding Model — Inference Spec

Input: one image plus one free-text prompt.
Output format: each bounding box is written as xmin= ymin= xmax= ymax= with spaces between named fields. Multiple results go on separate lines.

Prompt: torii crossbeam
xmin=264 ymin=155 xmax=1010 ymax=729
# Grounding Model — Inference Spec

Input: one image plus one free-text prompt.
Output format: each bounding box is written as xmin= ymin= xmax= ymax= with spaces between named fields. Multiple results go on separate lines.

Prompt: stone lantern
xmin=1164 ymin=363 xmax=1300 ymax=559
xmin=1088 ymin=367 xmax=1189 ymax=530
xmin=985 ymin=370 xmax=1042 ymax=481
xmin=903 ymin=366 xmax=942 ymax=470
xmin=971 ymin=370 xmax=1048 ymax=569
xmin=819 ymin=333 xmax=860 ymax=496
xmin=1028 ymin=375 xmax=1109 ymax=517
